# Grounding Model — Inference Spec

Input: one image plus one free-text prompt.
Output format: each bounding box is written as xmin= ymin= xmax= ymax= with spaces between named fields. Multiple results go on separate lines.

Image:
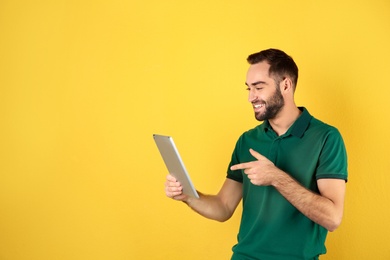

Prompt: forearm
xmin=184 ymin=192 xmax=234 ymax=222
xmin=272 ymin=170 xmax=343 ymax=231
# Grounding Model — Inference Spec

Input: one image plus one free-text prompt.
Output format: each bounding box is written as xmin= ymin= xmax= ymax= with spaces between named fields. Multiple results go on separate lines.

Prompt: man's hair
xmin=247 ymin=48 xmax=299 ymax=89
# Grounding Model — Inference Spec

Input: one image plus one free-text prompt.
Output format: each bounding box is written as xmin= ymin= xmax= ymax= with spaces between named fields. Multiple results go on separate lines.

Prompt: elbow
xmin=214 ymin=208 xmax=235 ymax=222
xmin=214 ymin=212 xmax=233 ymax=223
xmin=216 ymin=218 xmax=229 ymax=223
xmin=326 ymin=214 xmax=343 ymax=232
xmin=327 ymin=223 xmax=339 ymax=232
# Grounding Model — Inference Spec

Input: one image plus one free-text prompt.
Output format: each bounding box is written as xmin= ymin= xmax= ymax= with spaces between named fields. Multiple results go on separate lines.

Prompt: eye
xmin=246 ymin=87 xmax=263 ymax=91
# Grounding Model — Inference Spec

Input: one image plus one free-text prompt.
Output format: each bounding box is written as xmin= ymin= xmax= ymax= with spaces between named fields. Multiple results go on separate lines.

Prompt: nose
xmin=248 ymin=89 xmax=257 ymax=103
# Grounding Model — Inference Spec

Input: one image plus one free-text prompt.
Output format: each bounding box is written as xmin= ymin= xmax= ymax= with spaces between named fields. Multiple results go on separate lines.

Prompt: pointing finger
xmin=230 ymin=162 xmax=251 ymax=171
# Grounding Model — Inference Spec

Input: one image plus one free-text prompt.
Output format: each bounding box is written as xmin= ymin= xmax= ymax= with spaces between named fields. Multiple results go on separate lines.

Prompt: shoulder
xmin=307 ymin=116 xmax=343 ymax=139
xmin=237 ymin=123 xmax=266 ymax=144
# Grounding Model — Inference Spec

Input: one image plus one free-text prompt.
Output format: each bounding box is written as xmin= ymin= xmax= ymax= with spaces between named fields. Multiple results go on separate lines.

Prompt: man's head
xmin=245 ymin=49 xmax=299 ymax=121
xmin=247 ymin=48 xmax=298 ymax=90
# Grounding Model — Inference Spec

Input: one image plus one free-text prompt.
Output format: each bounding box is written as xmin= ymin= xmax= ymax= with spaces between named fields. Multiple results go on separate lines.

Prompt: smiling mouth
xmin=253 ymin=104 xmax=265 ymax=112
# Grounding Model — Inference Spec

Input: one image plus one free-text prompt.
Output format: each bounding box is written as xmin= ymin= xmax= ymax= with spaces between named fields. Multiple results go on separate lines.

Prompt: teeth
xmin=254 ymin=105 xmax=262 ymax=108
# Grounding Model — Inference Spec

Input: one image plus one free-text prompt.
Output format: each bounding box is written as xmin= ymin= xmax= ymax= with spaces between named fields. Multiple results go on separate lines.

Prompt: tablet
xmin=153 ymin=134 xmax=199 ymax=199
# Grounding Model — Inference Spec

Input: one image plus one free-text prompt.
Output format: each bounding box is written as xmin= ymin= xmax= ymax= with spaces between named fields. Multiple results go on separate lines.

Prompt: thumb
xmin=249 ymin=148 xmax=265 ymax=160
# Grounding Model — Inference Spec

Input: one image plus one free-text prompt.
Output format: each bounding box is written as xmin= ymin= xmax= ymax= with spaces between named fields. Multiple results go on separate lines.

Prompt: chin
xmin=255 ymin=113 xmax=266 ymax=121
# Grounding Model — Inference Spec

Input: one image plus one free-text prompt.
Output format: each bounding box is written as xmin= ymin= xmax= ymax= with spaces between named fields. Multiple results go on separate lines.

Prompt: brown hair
xmin=247 ymin=48 xmax=299 ymax=88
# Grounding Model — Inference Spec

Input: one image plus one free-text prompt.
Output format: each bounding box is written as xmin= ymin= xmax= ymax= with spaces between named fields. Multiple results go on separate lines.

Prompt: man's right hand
xmin=165 ymin=174 xmax=188 ymax=201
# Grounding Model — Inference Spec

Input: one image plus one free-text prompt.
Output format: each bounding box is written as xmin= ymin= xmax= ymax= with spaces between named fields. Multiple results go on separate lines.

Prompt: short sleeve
xmin=316 ymin=128 xmax=348 ymax=181
xmin=226 ymin=136 xmax=244 ymax=183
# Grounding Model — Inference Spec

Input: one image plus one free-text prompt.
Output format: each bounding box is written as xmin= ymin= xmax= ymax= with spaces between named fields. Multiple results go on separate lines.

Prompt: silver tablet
xmin=153 ymin=134 xmax=199 ymax=199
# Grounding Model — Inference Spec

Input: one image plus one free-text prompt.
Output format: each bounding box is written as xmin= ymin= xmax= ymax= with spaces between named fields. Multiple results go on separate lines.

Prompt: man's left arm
xmin=272 ymin=173 xmax=346 ymax=232
xmin=230 ymin=148 xmax=346 ymax=232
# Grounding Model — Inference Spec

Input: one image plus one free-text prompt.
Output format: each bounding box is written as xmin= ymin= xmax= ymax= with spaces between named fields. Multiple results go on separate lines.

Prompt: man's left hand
xmin=230 ymin=149 xmax=281 ymax=186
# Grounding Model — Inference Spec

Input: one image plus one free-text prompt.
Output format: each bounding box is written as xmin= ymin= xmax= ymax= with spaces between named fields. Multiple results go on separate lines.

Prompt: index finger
xmin=230 ymin=162 xmax=251 ymax=171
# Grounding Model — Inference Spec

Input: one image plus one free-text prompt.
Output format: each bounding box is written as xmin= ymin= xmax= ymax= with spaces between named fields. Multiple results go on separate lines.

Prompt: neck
xmin=268 ymin=105 xmax=302 ymax=136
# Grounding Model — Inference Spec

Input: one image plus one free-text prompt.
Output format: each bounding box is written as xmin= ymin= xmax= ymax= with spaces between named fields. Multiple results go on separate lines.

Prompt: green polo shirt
xmin=227 ymin=107 xmax=348 ymax=260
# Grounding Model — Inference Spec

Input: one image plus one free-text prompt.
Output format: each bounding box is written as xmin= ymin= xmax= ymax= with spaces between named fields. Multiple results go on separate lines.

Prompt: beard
xmin=254 ymin=87 xmax=285 ymax=121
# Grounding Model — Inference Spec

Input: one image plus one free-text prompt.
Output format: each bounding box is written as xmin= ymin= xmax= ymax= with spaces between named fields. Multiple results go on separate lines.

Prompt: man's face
xmin=245 ymin=62 xmax=284 ymax=121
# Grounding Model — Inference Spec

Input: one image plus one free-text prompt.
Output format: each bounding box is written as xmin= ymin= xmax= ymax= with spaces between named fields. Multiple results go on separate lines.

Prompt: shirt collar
xmin=261 ymin=107 xmax=312 ymax=138
xmin=289 ymin=107 xmax=312 ymax=138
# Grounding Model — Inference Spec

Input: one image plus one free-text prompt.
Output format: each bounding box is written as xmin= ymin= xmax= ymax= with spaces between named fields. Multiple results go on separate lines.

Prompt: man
xmin=165 ymin=48 xmax=348 ymax=260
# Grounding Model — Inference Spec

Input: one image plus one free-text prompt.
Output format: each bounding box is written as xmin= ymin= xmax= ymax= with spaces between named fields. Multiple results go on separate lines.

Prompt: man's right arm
xmin=165 ymin=175 xmax=242 ymax=222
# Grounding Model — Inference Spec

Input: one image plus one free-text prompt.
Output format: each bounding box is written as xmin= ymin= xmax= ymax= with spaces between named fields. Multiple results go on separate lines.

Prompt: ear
xmin=280 ymin=77 xmax=294 ymax=93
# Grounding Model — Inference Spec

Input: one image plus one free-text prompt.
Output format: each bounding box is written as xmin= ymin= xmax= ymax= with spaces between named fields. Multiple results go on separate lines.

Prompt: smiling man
xmin=165 ymin=48 xmax=348 ymax=260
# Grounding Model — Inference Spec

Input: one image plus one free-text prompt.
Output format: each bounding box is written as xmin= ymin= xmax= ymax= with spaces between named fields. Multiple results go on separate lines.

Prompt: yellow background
xmin=1 ymin=0 xmax=389 ymax=259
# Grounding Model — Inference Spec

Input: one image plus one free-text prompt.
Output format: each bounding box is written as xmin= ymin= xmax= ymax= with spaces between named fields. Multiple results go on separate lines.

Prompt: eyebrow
xmin=245 ymin=80 xmax=267 ymax=87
